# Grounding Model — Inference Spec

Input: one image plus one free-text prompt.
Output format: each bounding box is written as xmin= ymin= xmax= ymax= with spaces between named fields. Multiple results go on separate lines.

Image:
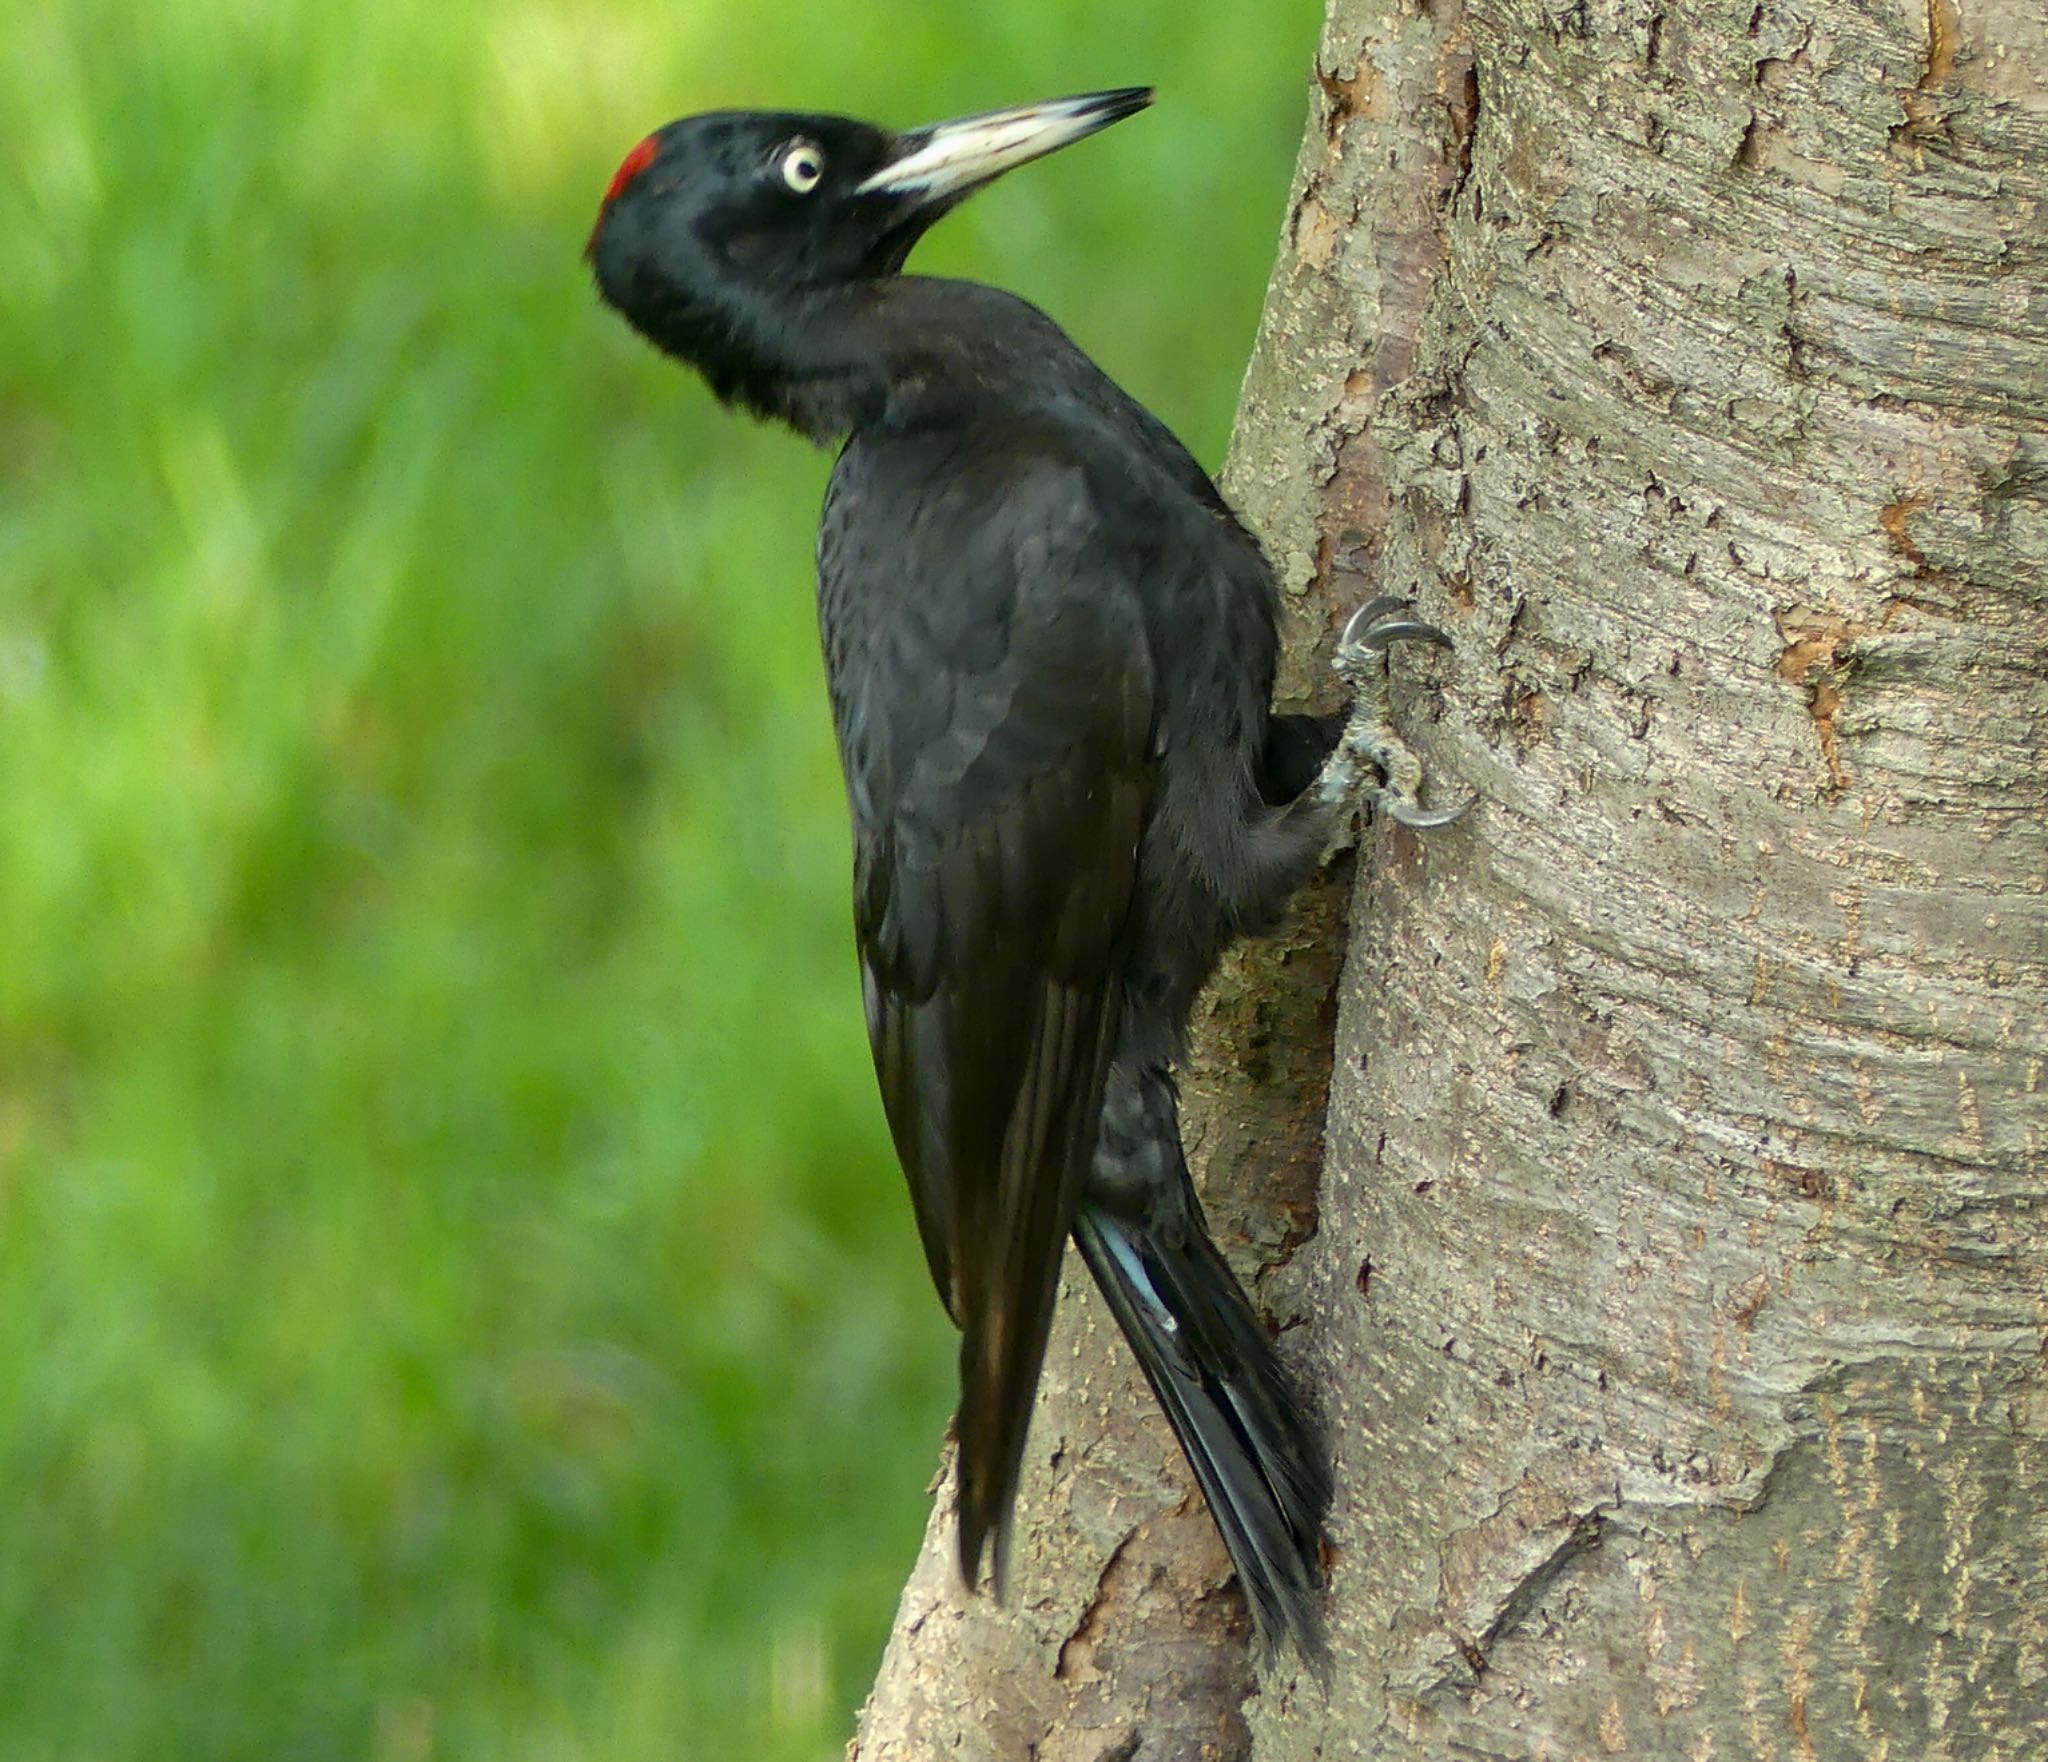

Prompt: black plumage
xmin=587 ymin=89 xmax=1460 ymax=1653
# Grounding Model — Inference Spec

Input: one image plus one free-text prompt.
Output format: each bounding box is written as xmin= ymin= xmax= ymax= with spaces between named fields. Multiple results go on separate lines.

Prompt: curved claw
xmin=1356 ymin=618 xmax=1454 ymax=654
xmin=1339 ymin=595 xmax=1414 ymax=650
xmin=1326 ymin=592 xmax=1474 ymax=837
xmin=1387 ymin=793 xmax=1477 ymax=831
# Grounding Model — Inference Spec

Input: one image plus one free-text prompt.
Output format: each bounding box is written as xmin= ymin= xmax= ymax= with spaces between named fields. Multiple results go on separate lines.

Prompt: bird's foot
xmin=1318 ymin=596 xmax=1474 ymax=842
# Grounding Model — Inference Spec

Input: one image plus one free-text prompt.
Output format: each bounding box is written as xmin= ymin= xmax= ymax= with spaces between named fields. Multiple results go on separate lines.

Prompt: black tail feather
xmin=1073 ymin=1199 xmax=1331 ymax=1658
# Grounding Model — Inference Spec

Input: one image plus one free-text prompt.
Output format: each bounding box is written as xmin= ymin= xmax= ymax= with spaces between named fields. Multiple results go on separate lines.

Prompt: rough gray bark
xmin=851 ymin=2 xmax=2048 ymax=1757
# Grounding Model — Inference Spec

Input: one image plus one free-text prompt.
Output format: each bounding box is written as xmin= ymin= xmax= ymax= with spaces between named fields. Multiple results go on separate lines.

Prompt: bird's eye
xmin=780 ymin=141 xmax=826 ymax=194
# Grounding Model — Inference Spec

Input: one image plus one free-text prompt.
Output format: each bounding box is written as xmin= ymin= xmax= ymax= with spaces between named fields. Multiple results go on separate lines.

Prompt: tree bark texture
xmin=852 ymin=2 xmax=2047 ymax=1757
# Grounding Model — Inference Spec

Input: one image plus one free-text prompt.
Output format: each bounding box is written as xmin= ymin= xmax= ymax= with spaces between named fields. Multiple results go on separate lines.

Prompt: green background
xmin=0 ymin=2 xmax=1320 ymax=1755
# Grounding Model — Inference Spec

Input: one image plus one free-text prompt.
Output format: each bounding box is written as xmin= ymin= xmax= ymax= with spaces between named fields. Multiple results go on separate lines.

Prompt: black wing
xmin=821 ymin=434 xmax=1154 ymax=1585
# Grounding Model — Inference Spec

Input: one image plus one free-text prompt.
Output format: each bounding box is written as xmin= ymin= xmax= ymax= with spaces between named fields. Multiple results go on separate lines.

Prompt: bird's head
xmin=586 ymin=89 xmax=1151 ymax=401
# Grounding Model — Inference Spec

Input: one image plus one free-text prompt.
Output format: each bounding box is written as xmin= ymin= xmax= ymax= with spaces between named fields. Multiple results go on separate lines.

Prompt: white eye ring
xmin=781 ymin=141 xmax=825 ymax=194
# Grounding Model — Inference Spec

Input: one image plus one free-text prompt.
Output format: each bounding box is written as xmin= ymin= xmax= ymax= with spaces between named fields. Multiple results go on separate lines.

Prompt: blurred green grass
xmin=0 ymin=1 xmax=1320 ymax=1756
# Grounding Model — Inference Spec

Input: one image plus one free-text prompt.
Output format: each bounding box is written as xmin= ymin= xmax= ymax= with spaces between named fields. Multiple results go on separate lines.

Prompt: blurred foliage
xmin=0 ymin=0 xmax=1321 ymax=1755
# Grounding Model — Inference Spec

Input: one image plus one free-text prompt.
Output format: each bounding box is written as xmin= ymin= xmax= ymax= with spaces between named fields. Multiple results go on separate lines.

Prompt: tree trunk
xmin=851 ymin=1 xmax=2048 ymax=1756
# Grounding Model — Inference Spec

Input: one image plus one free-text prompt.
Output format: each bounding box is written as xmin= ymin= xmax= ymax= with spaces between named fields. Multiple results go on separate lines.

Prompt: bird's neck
xmin=666 ymin=276 xmax=1036 ymax=443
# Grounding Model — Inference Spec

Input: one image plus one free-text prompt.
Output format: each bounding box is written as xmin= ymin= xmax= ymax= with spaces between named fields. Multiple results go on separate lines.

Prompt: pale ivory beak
xmin=857 ymin=89 xmax=1153 ymax=201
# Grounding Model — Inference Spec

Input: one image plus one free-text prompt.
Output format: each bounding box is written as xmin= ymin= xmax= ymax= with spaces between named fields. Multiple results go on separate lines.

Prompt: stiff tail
xmin=1073 ymin=1194 xmax=1331 ymax=1657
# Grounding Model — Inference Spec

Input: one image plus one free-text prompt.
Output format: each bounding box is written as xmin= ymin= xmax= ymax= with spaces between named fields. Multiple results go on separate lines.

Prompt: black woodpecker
xmin=587 ymin=89 xmax=1464 ymax=1655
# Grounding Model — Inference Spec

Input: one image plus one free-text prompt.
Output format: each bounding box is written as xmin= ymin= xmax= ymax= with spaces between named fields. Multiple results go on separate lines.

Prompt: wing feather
xmin=823 ymin=436 xmax=1153 ymax=1582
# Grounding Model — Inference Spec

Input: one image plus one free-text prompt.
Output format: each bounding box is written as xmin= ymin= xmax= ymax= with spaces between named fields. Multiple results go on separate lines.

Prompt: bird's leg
xmin=1315 ymin=595 xmax=1473 ymax=845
